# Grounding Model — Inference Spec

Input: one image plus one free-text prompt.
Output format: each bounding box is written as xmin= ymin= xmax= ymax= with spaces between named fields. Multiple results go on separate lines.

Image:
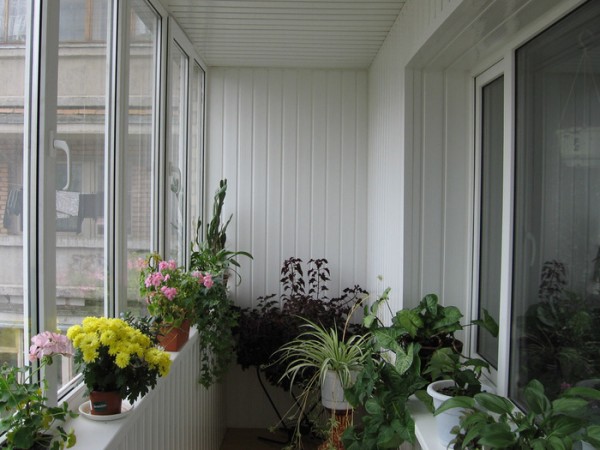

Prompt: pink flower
xmin=161 ymin=286 xmax=177 ymax=301
xmin=29 ymin=331 xmax=73 ymax=362
xmin=192 ymin=271 xmax=204 ymax=283
xmin=145 ymin=272 xmax=165 ymax=288
xmin=158 ymin=260 xmax=177 ymax=272
xmin=203 ymin=273 xmax=214 ymax=289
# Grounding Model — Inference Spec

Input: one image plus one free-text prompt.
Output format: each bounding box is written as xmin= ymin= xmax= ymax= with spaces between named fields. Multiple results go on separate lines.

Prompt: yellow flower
xmin=115 ymin=352 xmax=130 ymax=368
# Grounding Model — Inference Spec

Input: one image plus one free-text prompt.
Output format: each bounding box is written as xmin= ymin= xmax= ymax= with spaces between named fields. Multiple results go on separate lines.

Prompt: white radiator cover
xmin=69 ymin=330 xmax=226 ymax=450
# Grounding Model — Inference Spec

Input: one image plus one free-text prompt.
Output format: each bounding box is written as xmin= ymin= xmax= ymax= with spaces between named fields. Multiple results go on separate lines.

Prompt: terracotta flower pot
xmin=89 ymin=390 xmax=122 ymax=415
xmin=158 ymin=319 xmax=190 ymax=351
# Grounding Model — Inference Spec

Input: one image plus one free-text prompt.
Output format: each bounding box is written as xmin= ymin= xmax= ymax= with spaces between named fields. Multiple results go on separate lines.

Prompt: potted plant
xmin=190 ymin=179 xmax=253 ymax=280
xmin=343 ymin=288 xmax=429 ymax=450
xmin=342 ymin=289 xmax=498 ymax=450
xmin=0 ymin=332 xmax=77 ymax=450
xmin=277 ymin=316 xmax=371 ymax=449
xmin=440 ymin=378 xmax=600 ymax=449
xmin=187 ymin=179 xmax=252 ymax=388
xmin=235 ymin=257 xmax=367 ymax=389
xmin=139 ymin=253 xmax=215 ymax=351
xmin=425 ymin=347 xmax=493 ymax=447
xmin=67 ymin=317 xmax=172 ymax=415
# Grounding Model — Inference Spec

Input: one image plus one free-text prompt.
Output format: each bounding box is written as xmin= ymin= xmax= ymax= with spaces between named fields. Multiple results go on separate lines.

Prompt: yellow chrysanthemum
xmin=100 ymin=329 xmax=117 ymax=346
xmin=66 ymin=324 xmax=80 ymax=339
xmin=115 ymin=352 xmax=130 ymax=368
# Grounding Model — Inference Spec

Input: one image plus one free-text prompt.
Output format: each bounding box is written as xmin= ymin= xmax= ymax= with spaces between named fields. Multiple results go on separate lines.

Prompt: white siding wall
xmin=206 ymin=67 xmax=368 ymax=427
xmin=367 ymin=0 xmax=462 ymax=320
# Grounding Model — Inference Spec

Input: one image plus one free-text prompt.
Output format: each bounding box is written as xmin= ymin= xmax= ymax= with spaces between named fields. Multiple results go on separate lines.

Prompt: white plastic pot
xmin=428 ymin=380 xmax=461 ymax=447
xmin=321 ymin=369 xmax=353 ymax=411
xmin=427 ymin=380 xmax=494 ymax=448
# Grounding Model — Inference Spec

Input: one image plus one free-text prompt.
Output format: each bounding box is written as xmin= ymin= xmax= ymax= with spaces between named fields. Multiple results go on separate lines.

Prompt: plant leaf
xmin=474 ymin=392 xmax=515 ymax=415
xmin=434 ymin=396 xmax=475 ymax=415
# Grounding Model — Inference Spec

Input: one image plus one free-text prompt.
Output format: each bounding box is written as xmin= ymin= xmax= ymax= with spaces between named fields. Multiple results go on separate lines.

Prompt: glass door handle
xmin=51 ymin=133 xmax=71 ymax=190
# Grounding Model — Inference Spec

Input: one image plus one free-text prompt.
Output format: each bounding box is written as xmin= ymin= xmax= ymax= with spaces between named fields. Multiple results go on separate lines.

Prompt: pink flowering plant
xmin=0 ymin=332 xmax=77 ymax=450
xmin=139 ymin=253 xmax=215 ymax=328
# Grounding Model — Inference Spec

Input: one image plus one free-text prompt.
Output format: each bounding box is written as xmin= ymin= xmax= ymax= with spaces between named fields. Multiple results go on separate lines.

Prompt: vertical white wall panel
xmin=367 ymin=0 xmax=462 ymax=320
xmin=207 ymin=67 xmax=368 ymax=307
xmin=207 ymin=67 xmax=368 ymax=427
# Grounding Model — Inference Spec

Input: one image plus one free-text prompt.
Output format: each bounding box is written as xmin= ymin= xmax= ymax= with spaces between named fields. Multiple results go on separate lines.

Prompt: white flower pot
xmin=427 ymin=380 xmax=494 ymax=448
xmin=428 ymin=380 xmax=461 ymax=447
xmin=321 ymin=369 xmax=353 ymax=411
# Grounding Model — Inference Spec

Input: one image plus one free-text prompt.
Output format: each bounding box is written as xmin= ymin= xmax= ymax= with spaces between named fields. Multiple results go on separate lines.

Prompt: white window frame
xmin=164 ymin=18 xmax=206 ymax=266
xmin=466 ymin=0 xmax=590 ymax=398
xmin=471 ymin=59 xmax=506 ymax=388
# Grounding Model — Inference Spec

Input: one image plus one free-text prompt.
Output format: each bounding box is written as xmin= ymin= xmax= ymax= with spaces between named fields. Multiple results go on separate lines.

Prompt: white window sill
xmin=407 ymin=396 xmax=445 ymax=450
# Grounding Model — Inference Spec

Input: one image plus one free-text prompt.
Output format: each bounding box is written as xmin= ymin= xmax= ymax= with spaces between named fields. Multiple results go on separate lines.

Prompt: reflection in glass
xmin=511 ymin=0 xmax=600 ymax=403
xmin=124 ymin=0 xmax=159 ymax=314
xmin=189 ymin=64 xmax=204 ymax=244
xmin=477 ymin=75 xmax=503 ymax=368
xmin=0 ymin=0 xmax=26 ymax=369
xmin=55 ymin=0 xmax=110 ymax=390
xmin=165 ymin=44 xmax=188 ymax=264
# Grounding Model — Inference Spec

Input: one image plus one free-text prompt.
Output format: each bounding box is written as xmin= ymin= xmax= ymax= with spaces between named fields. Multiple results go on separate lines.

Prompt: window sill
xmin=407 ymin=397 xmax=445 ymax=450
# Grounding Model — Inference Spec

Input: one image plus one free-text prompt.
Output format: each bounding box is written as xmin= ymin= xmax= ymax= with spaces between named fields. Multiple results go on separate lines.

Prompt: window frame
xmin=467 ymin=0 xmax=595 ymax=398
xmin=471 ymin=59 xmax=506 ymax=387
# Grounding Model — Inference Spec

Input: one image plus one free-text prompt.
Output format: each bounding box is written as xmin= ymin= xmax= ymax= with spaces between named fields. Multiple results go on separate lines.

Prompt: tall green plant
xmin=191 ymin=179 xmax=252 ymax=277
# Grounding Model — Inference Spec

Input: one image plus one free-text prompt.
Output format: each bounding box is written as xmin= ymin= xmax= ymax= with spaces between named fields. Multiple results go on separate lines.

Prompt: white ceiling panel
xmin=163 ymin=0 xmax=407 ymax=68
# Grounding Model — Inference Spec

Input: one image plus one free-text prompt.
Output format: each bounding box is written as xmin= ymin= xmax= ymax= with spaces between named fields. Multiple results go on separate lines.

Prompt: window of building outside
xmin=474 ymin=0 xmax=600 ymax=405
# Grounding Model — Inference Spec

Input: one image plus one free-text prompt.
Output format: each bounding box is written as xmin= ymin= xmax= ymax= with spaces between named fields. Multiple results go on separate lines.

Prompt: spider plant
xmin=276 ymin=317 xmax=370 ymax=448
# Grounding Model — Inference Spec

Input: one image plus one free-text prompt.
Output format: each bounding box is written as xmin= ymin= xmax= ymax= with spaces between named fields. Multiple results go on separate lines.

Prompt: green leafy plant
xmin=425 ymin=347 xmax=491 ymax=397
xmin=342 ymin=289 xmax=498 ymax=450
xmin=192 ymin=278 xmax=239 ymax=388
xmin=0 ymin=332 xmax=77 ymax=450
xmin=441 ymin=379 xmax=600 ymax=449
xmin=342 ymin=288 xmax=429 ymax=450
xmin=190 ymin=179 xmax=252 ymax=278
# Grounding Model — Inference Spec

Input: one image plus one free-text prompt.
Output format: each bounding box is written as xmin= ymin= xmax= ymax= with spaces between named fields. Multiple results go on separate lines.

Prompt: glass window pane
xmin=0 ymin=0 xmax=6 ymax=43
xmin=189 ymin=63 xmax=204 ymax=241
xmin=165 ymin=43 xmax=188 ymax=264
xmin=0 ymin=0 xmax=26 ymax=368
xmin=55 ymin=0 xmax=110 ymax=390
xmin=512 ymin=0 xmax=600 ymax=403
xmin=59 ymin=0 xmax=86 ymax=42
xmin=91 ymin=0 xmax=109 ymax=42
xmin=7 ymin=0 xmax=26 ymax=43
xmin=477 ymin=75 xmax=503 ymax=368
xmin=124 ymin=0 xmax=159 ymax=314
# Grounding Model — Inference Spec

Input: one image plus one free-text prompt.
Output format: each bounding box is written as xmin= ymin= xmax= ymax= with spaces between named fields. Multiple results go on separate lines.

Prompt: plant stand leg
xmin=319 ymin=409 xmax=352 ymax=450
xmin=255 ymin=366 xmax=294 ymax=444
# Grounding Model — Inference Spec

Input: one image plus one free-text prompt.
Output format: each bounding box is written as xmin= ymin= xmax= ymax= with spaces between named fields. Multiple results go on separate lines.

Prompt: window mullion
xmin=32 ymin=0 xmax=60 ymax=405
